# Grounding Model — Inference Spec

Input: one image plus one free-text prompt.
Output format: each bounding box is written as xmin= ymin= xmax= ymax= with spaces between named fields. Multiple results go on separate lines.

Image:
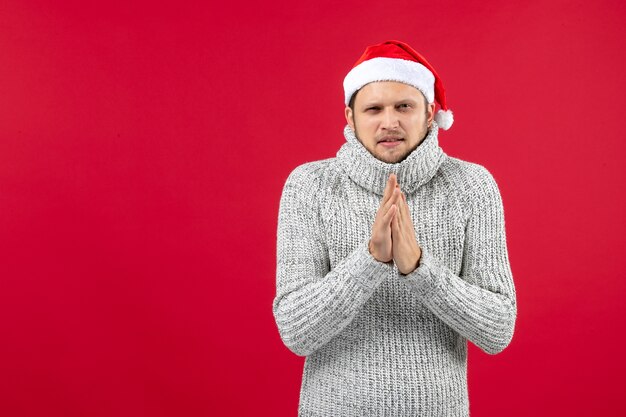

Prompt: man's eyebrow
xmin=360 ymin=98 xmax=417 ymax=107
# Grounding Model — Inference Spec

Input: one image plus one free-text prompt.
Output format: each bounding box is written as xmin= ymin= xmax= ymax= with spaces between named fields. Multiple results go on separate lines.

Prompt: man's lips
xmin=377 ymin=136 xmax=404 ymax=143
xmin=378 ymin=136 xmax=404 ymax=147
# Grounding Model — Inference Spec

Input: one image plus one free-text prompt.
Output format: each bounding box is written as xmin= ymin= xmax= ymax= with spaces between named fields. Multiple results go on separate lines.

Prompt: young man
xmin=273 ymin=40 xmax=517 ymax=416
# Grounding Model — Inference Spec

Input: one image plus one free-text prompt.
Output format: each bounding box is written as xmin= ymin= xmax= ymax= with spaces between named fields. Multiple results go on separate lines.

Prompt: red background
xmin=1 ymin=1 xmax=625 ymax=416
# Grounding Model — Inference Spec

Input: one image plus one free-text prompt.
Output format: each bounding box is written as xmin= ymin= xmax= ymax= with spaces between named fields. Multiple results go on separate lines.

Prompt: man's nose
xmin=381 ymin=108 xmax=399 ymax=129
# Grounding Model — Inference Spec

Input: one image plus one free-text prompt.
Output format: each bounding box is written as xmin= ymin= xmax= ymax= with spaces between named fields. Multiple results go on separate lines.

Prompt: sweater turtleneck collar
xmin=336 ymin=121 xmax=447 ymax=196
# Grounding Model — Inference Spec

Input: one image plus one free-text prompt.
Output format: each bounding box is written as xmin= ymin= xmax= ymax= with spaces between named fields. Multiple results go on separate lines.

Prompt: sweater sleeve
xmin=401 ymin=167 xmax=517 ymax=355
xmin=272 ymin=164 xmax=392 ymax=357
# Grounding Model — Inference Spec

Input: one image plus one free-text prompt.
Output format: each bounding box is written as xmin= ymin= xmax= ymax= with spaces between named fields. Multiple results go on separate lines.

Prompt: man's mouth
xmin=378 ymin=136 xmax=404 ymax=143
xmin=378 ymin=136 xmax=404 ymax=147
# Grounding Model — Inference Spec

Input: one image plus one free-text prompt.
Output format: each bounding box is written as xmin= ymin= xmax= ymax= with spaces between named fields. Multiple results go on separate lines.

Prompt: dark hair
xmin=348 ymin=90 xmax=358 ymax=113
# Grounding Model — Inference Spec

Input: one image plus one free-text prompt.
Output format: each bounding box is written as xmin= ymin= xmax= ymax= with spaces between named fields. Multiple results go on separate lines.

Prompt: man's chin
xmin=374 ymin=152 xmax=409 ymax=164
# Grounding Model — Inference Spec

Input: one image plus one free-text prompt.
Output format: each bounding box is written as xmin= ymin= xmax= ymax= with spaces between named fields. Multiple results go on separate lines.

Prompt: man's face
xmin=345 ymin=81 xmax=435 ymax=164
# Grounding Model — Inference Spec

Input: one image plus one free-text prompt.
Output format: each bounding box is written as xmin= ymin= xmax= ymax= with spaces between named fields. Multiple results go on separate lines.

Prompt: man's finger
xmin=375 ymin=179 xmax=394 ymax=222
xmin=383 ymin=203 xmax=397 ymax=225
xmin=400 ymin=192 xmax=410 ymax=219
xmin=400 ymin=192 xmax=417 ymax=240
xmin=381 ymin=173 xmax=397 ymax=206
xmin=374 ymin=198 xmax=397 ymax=234
xmin=383 ymin=188 xmax=401 ymax=215
xmin=391 ymin=207 xmax=402 ymax=236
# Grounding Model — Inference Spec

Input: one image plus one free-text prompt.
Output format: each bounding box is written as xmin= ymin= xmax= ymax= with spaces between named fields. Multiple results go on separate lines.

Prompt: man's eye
xmin=398 ymin=104 xmax=411 ymax=109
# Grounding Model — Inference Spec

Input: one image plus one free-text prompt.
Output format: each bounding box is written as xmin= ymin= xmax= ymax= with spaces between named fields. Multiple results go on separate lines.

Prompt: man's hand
xmin=392 ymin=188 xmax=422 ymax=275
xmin=368 ymin=174 xmax=401 ymax=263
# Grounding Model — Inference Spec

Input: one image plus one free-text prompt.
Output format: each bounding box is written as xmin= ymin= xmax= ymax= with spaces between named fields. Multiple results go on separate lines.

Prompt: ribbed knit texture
xmin=273 ymin=122 xmax=517 ymax=416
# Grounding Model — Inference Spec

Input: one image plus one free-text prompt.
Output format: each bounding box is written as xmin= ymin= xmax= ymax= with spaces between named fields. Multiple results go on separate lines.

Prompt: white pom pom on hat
xmin=434 ymin=109 xmax=453 ymax=130
xmin=343 ymin=40 xmax=454 ymax=130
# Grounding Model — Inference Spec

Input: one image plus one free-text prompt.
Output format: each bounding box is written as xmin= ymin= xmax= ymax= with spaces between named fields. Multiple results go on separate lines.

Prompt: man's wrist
xmin=400 ymin=247 xmax=422 ymax=276
xmin=415 ymin=246 xmax=422 ymax=268
xmin=368 ymin=240 xmax=393 ymax=265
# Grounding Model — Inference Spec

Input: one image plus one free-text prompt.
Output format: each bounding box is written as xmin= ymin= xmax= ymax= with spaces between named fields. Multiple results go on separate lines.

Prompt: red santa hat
xmin=343 ymin=40 xmax=454 ymax=130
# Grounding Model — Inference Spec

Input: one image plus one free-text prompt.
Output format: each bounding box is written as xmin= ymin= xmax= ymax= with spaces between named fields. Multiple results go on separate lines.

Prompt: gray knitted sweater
xmin=273 ymin=122 xmax=517 ymax=416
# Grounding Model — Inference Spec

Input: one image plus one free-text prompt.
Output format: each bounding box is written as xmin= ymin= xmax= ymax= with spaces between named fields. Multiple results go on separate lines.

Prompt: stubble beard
xmin=353 ymin=120 xmax=430 ymax=164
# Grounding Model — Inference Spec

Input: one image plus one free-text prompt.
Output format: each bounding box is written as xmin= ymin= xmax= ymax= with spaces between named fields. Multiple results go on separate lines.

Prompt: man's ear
xmin=345 ymin=106 xmax=355 ymax=129
xmin=427 ymin=103 xmax=436 ymax=123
